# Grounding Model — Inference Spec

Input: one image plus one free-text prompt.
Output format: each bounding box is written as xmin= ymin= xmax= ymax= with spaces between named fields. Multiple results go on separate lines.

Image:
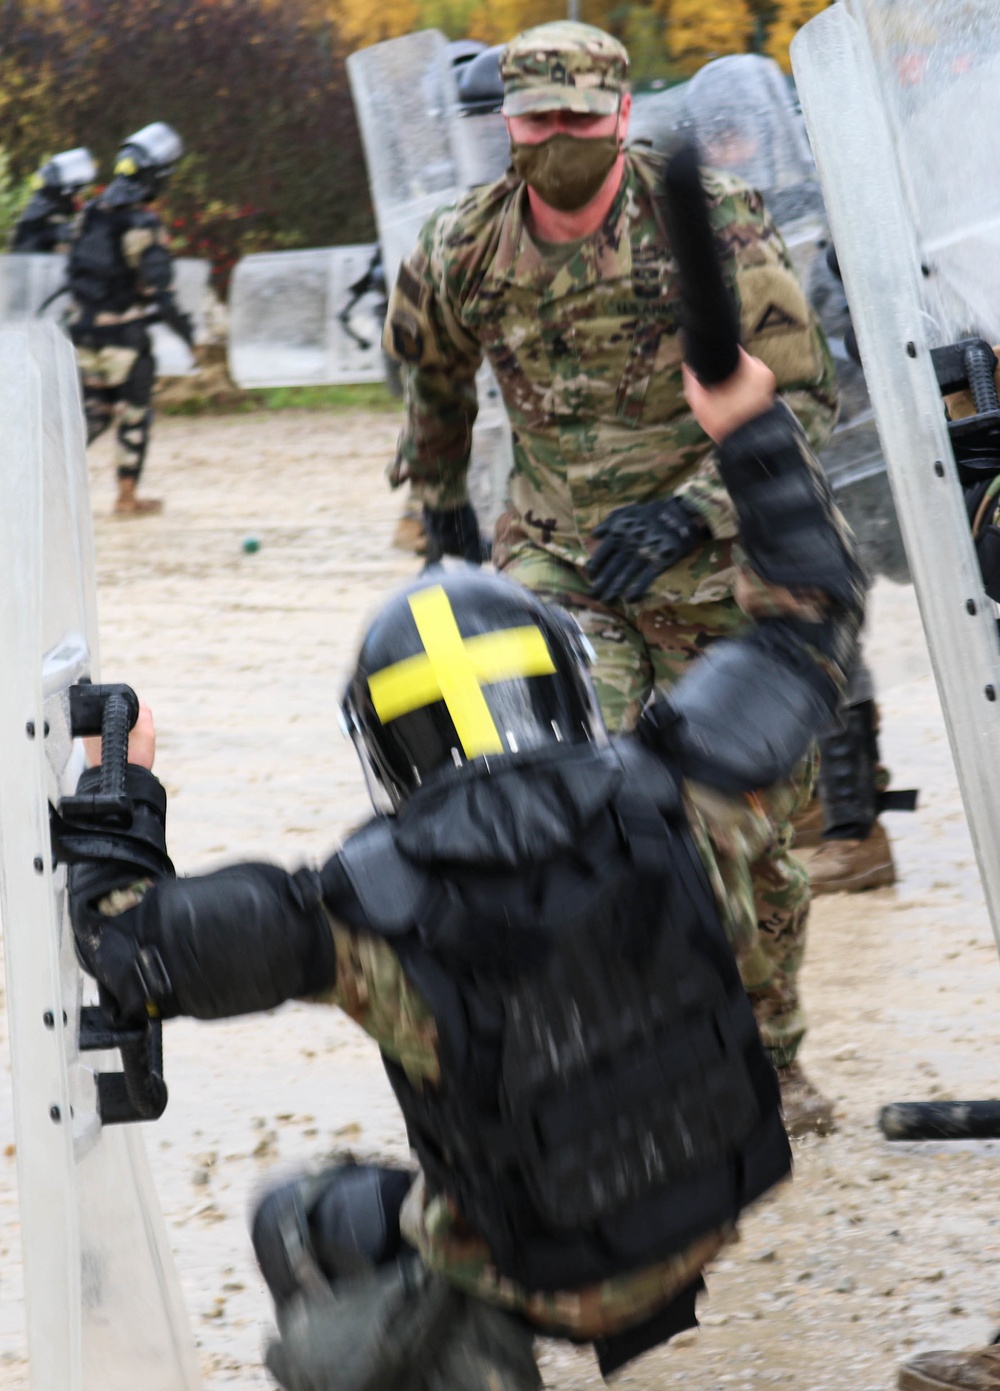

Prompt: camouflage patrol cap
xmin=500 ymin=21 xmax=628 ymax=117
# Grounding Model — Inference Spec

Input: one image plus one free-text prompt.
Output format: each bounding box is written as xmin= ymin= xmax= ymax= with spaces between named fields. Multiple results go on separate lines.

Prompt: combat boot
xmin=809 ymin=698 xmax=898 ymax=894
xmin=776 ymin=1061 xmax=836 ymax=1137
xmin=393 ymin=509 xmax=427 ymax=554
xmin=114 ymin=477 xmax=163 ymax=516
xmin=807 ymin=820 xmax=896 ymax=895
xmin=900 ymin=1344 xmax=1000 ymax=1391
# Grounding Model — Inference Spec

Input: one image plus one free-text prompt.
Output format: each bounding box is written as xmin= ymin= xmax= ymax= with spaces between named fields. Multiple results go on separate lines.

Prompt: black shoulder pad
xmin=330 ymin=818 xmax=432 ymax=936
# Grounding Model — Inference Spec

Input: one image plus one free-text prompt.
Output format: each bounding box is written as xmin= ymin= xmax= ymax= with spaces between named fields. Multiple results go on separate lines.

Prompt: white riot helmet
xmin=105 ymin=122 xmax=184 ymax=207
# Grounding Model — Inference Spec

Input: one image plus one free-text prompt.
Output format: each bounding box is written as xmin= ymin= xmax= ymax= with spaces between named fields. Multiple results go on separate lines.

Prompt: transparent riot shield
xmin=0 ymin=252 xmax=209 ymax=377
xmin=0 ymin=253 xmax=70 ymax=322
xmin=792 ymin=2 xmax=1000 ymax=948
xmin=227 ymin=246 xmax=386 ymax=388
xmin=348 ymin=30 xmax=514 ymax=535
xmin=0 ymin=324 xmax=200 ymax=1390
xmin=347 ymin=31 xmax=465 ymax=290
xmin=150 ymin=256 xmax=211 ymax=379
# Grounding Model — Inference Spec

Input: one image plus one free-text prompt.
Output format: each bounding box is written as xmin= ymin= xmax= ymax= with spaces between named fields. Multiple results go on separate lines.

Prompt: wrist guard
xmin=718 ymin=402 xmax=860 ymax=609
xmin=587 ymin=496 xmax=708 ymax=604
xmin=104 ymin=863 xmax=337 ymax=1023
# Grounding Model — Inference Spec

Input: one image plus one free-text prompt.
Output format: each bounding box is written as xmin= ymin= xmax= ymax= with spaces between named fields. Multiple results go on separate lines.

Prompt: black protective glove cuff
xmin=423 ymin=503 xmax=486 ymax=566
xmin=132 ymin=863 xmax=337 ymax=1020
xmin=586 ymin=495 xmax=709 ymax=605
xmin=717 ymin=402 xmax=862 ymax=611
xmin=66 ymin=764 xmax=174 ymax=910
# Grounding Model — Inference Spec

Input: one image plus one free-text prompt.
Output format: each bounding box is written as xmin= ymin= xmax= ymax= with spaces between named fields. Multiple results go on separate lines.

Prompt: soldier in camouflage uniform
xmin=65 ymin=346 xmax=861 ymax=1391
xmin=383 ymin=21 xmax=840 ymax=1134
xmin=66 ymin=122 xmax=193 ymax=516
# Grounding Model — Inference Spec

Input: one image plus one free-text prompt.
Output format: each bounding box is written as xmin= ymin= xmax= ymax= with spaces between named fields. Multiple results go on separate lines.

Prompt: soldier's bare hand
xmin=683 ymin=349 xmax=776 ymax=444
xmin=84 ymin=699 xmax=156 ymax=770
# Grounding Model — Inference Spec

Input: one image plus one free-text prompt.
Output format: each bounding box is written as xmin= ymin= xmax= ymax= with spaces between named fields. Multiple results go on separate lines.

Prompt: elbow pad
xmin=717 ymin=402 xmax=862 ymax=610
xmin=639 ymin=621 xmax=840 ymax=793
xmin=129 ymin=863 xmax=336 ymax=1020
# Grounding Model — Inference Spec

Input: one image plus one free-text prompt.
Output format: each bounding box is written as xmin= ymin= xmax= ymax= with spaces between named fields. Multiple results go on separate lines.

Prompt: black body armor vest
xmin=330 ymin=742 xmax=791 ymax=1294
xmin=68 ymin=201 xmax=143 ymax=316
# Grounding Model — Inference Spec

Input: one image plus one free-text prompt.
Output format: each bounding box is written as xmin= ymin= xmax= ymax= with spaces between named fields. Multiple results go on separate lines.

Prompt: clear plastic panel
xmin=455 ymin=110 xmax=510 ymax=187
xmin=842 ymin=0 xmax=1000 ymax=342
xmin=628 ymin=85 xmax=691 ymax=153
xmin=468 ymin=361 xmax=513 ymax=532
xmin=348 ymin=31 xmax=464 ymax=286
xmin=792 ymin=4 xmax=1000 ymax=951
xmin=228 ymin=246 xmax=385 ymax=387
xmin=684 ymin=54 xmax=815 ymax=195
xmin=152 ymin=257 xmax=211 ymax=378
xmin=0 ymin=254 xmax=70 ymax=322
xmin=0 ymin=324 xmax=200 ymax=1390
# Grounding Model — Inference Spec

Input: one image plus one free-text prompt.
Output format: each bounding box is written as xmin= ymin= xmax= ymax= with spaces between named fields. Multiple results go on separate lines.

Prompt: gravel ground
xmin=0 ymin=408 xmax=998 ymax=1390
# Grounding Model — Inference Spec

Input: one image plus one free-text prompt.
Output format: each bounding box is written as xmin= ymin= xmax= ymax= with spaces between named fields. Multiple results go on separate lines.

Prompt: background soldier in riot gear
xmin=67 ymin=121 xmax=192 ymax=516
xmin=10 ymin=147 xmax=97 ymax=254
xmin=64 ymin=347 xmax=862 ymax=1391
xmin=383 ymin=21 xmax=842 ymax=1134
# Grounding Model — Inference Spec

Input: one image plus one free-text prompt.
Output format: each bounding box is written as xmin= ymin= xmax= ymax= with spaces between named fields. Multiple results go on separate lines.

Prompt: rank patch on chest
xmin=367 ymin=586 xmax=557 ymax=757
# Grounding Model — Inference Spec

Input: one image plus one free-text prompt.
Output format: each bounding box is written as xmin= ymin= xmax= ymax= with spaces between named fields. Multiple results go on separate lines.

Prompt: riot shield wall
xmin=0 ymin=324 xmax=200 ymax=1390
xmin=0 ymin=253 xmax=210 ymax=377
xmin=792 ymin=3 xmax=1000 ymax=949
xmin=348 ymin=30 xmax=514 ymax=534
xmin=347 ymin=31 xmax=466 ymax=291
xmin=227 ymin=246 xmax=385 ymax=388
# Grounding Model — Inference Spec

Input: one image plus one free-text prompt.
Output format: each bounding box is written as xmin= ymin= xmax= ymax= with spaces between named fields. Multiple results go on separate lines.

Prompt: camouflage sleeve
xmin=123 ymin=214 xmax=173 ymax=298
xmin=382 ymin=209 xmax=484 ymax=509
xmin=310 ymin=916 xmax=441 ymax=1087
xmin=673 ymin=176 xmax=839 ymax=539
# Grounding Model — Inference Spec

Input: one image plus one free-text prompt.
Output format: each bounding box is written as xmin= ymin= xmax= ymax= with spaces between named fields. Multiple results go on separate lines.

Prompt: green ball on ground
xmin=242 ymin=536 xmax=261 ymax=554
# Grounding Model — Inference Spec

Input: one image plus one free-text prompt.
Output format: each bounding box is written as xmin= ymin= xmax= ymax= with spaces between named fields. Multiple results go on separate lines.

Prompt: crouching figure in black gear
xmin=66 ymin=351 xmax=863 ymax=1391
xmin=10 ymin=147 xmax=97 ymax=254
xmin=66 ymin=121 xmax=192 ymax=516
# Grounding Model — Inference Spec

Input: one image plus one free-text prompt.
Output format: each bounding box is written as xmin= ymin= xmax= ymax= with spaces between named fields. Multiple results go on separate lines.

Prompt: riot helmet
xmin=456 ymin=45 xmax=504 ymax=114
xmin=104 ymin=122 xmax=184 ymax=207
xmin=342 ymin=569 xmax=606 ymax=812
xmin=34 ymin=147 xmax=97 ymax=198
xmin=20 ymin=147 xmax=97 ymax=222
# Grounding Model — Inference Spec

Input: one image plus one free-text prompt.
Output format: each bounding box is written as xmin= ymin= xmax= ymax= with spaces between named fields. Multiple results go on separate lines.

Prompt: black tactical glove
xmin=423 ymin=502 xmax=487 ymax=566
xmin=67 ymin=763 xmax=176 ymax=1024
xmin=155 ymin=292 xmax=195 ymax=348
xmin=586 ymin=496 xmax=709 ymax=604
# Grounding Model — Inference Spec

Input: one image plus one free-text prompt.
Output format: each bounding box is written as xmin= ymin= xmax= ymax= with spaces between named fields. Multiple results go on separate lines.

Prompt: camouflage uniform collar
xmin=490 ymin=150 xmax=654 ymax=296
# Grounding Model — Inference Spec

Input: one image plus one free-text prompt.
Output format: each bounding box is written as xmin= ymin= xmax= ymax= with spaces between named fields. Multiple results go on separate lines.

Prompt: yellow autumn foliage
xmin=657 ymin=0 xmax=754 ymax=75
xmin=325 ymin=0 xmax=420 ymax=48
xmin=764 ymin=0 xmax=829 ymax=72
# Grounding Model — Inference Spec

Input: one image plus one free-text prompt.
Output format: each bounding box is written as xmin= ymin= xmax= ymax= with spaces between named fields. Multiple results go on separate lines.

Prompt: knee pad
xmin=251 ymin=1163 xmax=414 ymax=1307
xmin=116 ymin=408 xmax=153 ymax=473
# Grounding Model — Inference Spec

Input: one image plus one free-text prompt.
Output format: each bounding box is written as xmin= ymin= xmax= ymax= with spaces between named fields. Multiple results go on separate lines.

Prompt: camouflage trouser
xmin=498 ymin=539 xmax=812 ymax=1067
xmin=74 ymin=331 xmax=155 ymax=481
